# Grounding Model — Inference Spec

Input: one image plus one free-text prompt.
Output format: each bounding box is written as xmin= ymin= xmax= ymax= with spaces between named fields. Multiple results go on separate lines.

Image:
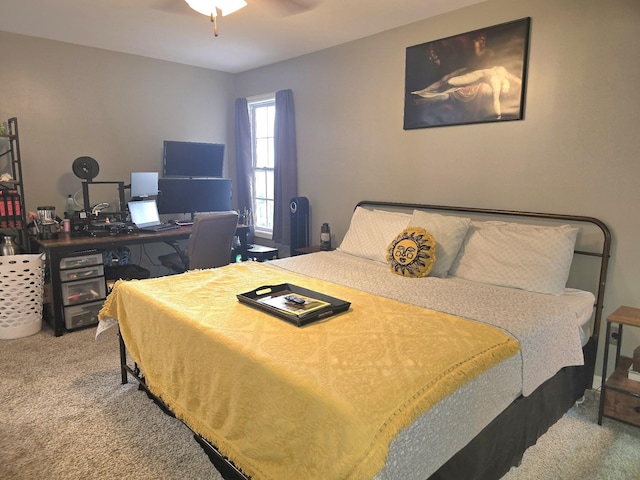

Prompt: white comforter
xmin=273 ymin=251 xmax=594 ymax=396
xmin=103 ymin=250 xmax=594 ymax=479
xmin=272 ymin=251 xmax=594 ymax=478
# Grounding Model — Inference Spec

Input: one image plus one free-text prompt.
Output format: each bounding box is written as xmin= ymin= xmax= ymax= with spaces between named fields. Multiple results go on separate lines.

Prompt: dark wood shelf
xmin=0 ymin=118 xmax=28 ymax=250
xmin=600 ymin=306 xmax=640 ymax=427
xmin=606 ymin=357 xmax=640 ymax=397
xmin=607 ymin=306 xmax=640 ymax=328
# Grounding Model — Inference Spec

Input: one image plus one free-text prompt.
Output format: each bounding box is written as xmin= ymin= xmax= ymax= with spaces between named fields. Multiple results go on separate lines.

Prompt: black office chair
xmin=159 ymin=211 xmax=239 ymax=273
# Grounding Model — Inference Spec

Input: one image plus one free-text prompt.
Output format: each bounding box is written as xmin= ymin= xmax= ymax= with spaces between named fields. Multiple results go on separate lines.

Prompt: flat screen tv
xmin=163 ymin=141 xmax=225 ymax=178
xmin=157 ymin=178 xmax=232 ymax=217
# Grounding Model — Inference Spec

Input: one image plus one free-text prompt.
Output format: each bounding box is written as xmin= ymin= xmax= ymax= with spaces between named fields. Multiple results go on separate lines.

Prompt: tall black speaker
xmin=290 ymin=196 xmax=309 ymax=254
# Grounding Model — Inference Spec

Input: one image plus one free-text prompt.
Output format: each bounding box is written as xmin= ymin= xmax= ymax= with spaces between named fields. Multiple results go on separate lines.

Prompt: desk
xmin=33 ymin=225 xmax=249 ymax=336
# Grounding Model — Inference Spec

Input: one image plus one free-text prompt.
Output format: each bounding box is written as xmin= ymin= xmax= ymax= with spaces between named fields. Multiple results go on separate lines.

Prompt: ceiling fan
xmin=185 ymin=0 xmax=247 ymax=36
xmin=155 ymin=0 xmax=322 ymax=36
xmin=259 ymin=0 xmax=322 ymax=17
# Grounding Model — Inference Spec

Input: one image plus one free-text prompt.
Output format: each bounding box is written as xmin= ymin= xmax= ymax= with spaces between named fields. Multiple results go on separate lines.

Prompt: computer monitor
xmin=130 ymin=172 xmax=159 ymax=198
xmin=157 ymin=178 xmax=232 ymax=217
xmin=163 ymin=141 xmax=225 ymax=178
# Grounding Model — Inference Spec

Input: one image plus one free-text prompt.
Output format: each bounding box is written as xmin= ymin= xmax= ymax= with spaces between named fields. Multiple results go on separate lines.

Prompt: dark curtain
xmin=234 ymin=97 xmax=253 ymax=213
xmin=235 ymin=91 xmax=297 ymax=243
xmin=272 ymin=89 xmax=298 ymax=244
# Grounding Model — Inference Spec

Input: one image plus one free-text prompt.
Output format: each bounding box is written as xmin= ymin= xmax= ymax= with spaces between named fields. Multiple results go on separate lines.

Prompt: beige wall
xmin=1 ymin=0 xmax=639 ymax=370
xmin=233 ymin=0 xmax=640 ymax=368
xmin=0 ymin=31 xmax=233 ymax=215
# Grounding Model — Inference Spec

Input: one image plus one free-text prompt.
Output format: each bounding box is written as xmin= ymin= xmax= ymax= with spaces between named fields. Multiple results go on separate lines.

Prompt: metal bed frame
xmin=118 ymin=200 xmax=611 ymax=480
xmin=357 ymin=200 xmax=611 ymax=351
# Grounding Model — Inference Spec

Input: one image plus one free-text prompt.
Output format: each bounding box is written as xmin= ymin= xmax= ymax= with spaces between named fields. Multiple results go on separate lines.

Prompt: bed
xmin=98 ymin=200 xmax=611 ymax=480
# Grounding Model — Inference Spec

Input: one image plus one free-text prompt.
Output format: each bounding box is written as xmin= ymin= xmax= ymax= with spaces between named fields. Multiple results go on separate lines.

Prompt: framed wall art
xmin=403 ymin=17 xmax=531 ymax=130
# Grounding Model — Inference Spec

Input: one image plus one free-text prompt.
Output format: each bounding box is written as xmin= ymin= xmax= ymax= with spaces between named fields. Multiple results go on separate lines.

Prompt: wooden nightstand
xmin=598 ymin=306 xmax=640 ymax=426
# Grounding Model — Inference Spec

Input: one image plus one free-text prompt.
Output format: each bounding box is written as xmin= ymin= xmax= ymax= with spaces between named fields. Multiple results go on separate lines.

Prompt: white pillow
xmin=408 ymin=210 xmax=471 ymax=277
xmin=337 ymin=207 xmax=411 ymax=263
xmin=448 ymin=221 xmax=579 ymax=295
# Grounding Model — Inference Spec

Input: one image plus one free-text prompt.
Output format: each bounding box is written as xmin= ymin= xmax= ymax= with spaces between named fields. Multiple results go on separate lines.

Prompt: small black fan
xmin=72 ymin=156 xmax=100 ymax=181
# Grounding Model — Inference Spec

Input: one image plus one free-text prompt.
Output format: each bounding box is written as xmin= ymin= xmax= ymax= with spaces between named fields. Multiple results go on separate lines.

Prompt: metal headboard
xmin=356 ymin=200 xmax=612 ymax=347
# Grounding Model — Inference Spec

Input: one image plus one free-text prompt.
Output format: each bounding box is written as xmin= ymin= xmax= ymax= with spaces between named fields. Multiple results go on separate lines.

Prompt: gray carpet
xmin=1 ymin=324 xmax=640 ymax=480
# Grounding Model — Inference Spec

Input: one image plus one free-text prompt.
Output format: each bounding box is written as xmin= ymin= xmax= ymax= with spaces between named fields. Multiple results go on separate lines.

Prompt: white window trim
xmin=247 ymin=92 xmax=276 ymax=103
xmin=248 ymin=93 xmax=276 ymax=239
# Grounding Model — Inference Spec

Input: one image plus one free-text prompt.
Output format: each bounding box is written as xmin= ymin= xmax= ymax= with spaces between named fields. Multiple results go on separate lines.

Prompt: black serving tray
xmin=237 ymin=283 xmax=350 ymax=327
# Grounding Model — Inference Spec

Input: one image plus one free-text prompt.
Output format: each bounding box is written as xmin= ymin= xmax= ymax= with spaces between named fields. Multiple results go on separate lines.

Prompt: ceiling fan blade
xmin=151 ymin=0 xmax=192 ymax=15
xmin=261 ymin=0 xmax=323 ymax=17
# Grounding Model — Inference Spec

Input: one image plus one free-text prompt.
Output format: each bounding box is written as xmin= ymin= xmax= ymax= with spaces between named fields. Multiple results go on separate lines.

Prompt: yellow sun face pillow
xmin=386 ymin=227 xmax=436 ymax=277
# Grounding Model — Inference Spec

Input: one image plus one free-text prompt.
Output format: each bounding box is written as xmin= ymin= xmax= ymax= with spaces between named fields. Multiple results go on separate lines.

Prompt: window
xmin=249 ymin=95 xmax=276 ymax=236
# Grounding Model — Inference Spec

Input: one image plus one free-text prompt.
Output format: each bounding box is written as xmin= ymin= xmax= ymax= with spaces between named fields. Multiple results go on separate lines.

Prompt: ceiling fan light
xmin=217 ymin=0 xmax=247 ymax=16
xmin=185 ymin=0 xmax=214 ymax=16
xmin=184 ymin=0 xmax=246 ymax=17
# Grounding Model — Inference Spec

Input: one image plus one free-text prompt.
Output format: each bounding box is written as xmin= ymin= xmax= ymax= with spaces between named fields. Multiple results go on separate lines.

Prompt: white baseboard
xmin=592 ymin=374 xmax=602 ymax=390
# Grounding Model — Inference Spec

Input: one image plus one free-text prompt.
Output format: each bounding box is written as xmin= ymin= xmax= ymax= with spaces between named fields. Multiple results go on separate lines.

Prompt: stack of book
xmin=0 ymin=189 xmax=22 ymax=228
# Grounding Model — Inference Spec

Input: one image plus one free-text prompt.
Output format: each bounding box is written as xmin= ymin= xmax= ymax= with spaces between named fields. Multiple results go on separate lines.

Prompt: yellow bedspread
xmin=99 ymin=261 xmax=520 ymax=480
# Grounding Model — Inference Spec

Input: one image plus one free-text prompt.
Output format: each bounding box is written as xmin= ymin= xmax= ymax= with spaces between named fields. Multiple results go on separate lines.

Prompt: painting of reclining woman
xmin=404 ymin=18 xmax=530 ymax=129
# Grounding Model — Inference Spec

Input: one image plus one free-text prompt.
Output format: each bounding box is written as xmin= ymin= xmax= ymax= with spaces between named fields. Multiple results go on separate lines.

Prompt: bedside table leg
xmin=598 ymin=322 xmax=613 ymax=425
xmin=615 ymin=324 xmax=624 ymax=368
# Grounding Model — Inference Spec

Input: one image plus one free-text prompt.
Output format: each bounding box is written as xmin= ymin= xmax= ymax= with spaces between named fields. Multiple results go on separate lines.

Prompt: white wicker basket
xmin=0 ymin=254 xmax=45 ymax=340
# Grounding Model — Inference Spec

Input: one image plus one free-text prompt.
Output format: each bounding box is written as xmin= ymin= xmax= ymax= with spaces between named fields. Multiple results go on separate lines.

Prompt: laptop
xmin=128 ymin=199 xmax=179 ymax=233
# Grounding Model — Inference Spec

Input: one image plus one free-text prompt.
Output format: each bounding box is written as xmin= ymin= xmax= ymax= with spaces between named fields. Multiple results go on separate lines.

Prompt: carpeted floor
xmin=502 ymin=389 xmax=640 ymax=479
xmin=2 ymin=323 xmax=640 ymax=480
xmin=0 ymin=325 xmax=218 ymax=480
